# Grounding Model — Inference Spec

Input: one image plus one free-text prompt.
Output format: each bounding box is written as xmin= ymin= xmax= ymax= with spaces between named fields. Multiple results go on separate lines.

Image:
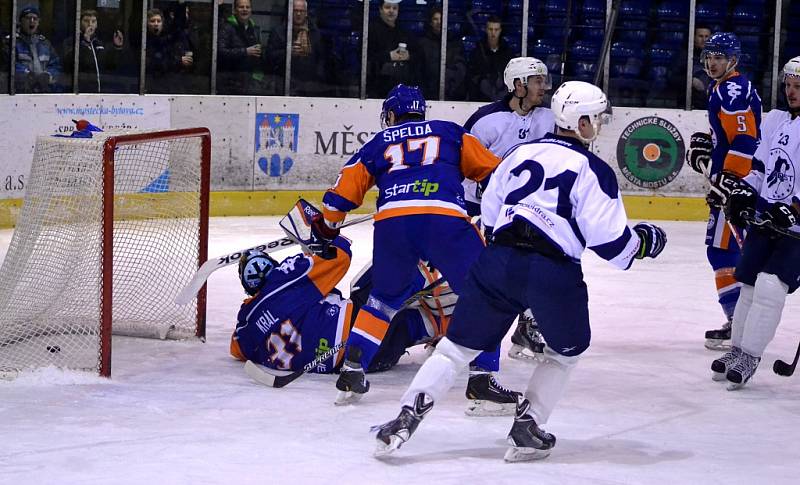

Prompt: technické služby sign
xmin=616 ymin=116 xmax=685 ymax=189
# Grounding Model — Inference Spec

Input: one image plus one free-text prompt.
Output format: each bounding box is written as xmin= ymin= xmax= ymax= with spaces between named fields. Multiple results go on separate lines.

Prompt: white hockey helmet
xmin=550 ymin=81 xmax=611 ymax=143
xmin=783 ymin=56 xmax=800 ymax=82
xmin=504 ymin=57 xmax=551 ymax=92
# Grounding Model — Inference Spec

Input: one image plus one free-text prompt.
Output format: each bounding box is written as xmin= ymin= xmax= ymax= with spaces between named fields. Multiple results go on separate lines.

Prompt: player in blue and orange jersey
xmin=317 ymin=84 xmax=519 ymax=410
xmin=230 ymin=235 xmax=452 ymax=376
xmin=685 ymin=32 xmax=762 ymax=350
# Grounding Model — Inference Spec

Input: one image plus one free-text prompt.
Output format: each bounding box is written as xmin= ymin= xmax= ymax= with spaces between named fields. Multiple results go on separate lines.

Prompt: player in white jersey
xmin=710 ymin=56 xmax=800 ymax=390
xmin=372 ymin=82 xmax=668 ymax=462
xmin=463 ymin=57 xmax=556 ymax=364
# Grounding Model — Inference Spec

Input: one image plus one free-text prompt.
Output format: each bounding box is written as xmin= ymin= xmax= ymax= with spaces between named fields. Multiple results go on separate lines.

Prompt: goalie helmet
xmin=381 ymin=84 xmax=426 ymax=128
xmin=783 ymin=56 xmax=800 ymax=82
xmin=503 ymin=57 xmax=551 ymax=91
xmin=239 ymin=250 xmax=278 ymax=296
xmin=550 ymin=81 xmax=611 ymax=143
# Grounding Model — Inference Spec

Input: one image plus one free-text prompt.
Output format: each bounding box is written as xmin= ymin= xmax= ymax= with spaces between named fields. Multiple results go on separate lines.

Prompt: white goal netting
xmin=0 ymin=129 xmax=209 ymax=378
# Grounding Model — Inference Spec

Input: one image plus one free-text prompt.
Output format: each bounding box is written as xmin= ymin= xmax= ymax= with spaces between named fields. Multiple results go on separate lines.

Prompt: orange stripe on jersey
xmin=323 ymin=162 xmax=375 ymax=223
xmin=718 ymin=222 xmax=731 ymax=250
xmin=460 ymin=133 xmax=500 ymax=182
xmin=718 ymin=109 xmax=757 ymax=142
xmin=714 ymin=268 xmax=737 ymax=290
xmin=722 ymin=152 xmax=752 ymax=178
xmin=374 ymin=205 xmax=469 ymax=221
xmin=230 ymin=335 xmax=246 ymax=361
xmin=307 ymin=249 xmax=351 ymax=296
xmin=335 ymin=302 xmax=353 ymax=366
xmin=353 ymin=311 xmax=390 ymax=342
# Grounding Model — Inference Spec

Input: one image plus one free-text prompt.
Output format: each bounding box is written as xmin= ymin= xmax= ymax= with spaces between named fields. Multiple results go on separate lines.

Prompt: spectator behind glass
xmin=145 ymin=8 xmax=194 ymax=94
xmin=217 ymin=0 xmax=270 ymax=95
xmin=11 ymin=6 xmax=62 ymax=93
xmin=64 ymin=9 xmax=132 ymax=93
xmin=266 ymin=0 xmax=333 ymax=96
xmin=692 ymin=26 xmax=712 ymax=109
xmin=419 ymin=6 xmax=467 ymax=101
xmin=468 ymin=15 xmax=512 ymax=101
xmin=367 ymin=0 xmax=420 ymax=98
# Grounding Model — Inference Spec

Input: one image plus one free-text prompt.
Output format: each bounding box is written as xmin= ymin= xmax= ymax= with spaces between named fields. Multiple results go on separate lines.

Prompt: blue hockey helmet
xmin=701 ymin=32 xmax=741 ymax=61
xmin=381 ymin=84 xmax=426 ymax=128
xmin=238 ymin=250 xmax=278 ymax=296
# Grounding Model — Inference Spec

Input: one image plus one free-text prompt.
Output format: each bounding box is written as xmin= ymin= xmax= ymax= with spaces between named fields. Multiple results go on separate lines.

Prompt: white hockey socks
xmin=730 ymin=284 xmax=754 ymax=349
xmin=524 ymin=347 xmax=580 ymax=425
xmin=400 ymin=337 xmax=480 ymax=407
xmin=740 ymin=273 xmax=789 ymax=358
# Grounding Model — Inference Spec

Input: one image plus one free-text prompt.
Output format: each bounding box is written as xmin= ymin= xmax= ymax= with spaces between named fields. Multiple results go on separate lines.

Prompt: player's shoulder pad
xmin=463 ymin=98 xmax=512 ymax=131
xmin=585 ymin=151 xmax=620 ymax=199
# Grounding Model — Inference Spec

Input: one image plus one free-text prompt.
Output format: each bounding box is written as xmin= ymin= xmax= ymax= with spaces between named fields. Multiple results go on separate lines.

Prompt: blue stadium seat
xmin=610 ymin=42 xmax=644 ymax=79
xmin=619 ymin=0 xmax=650 ymax=19
xmin=571 ymin=40 xmax=601 ymax=61
xmin=542 ymin=0 xmax=569 ymax=17
xmin=399 ymin=20 xmax=426 ymax=35
xmin=616 ymin=28 xmax=646 ymax=43
xmin=649 ymin=43 xmax=678 ymax=66
xmin=471 ymin=0 xmax=502 ymax=14
xmin=462 ymin=35 xmax=480 ymax=61
xmin=577 ymin=27 xmax=605 ymax=41
xmin=505 ymin=0 xmax=525 ymax=13
xmin=582 ymin=0 xmax=606 ymax=19
xmin=654 ymin=29 xmax=686 ymax=47
xmin=539 ymin=25 xmax=569 ymax=40
xmin=656 ymin=1 xmax=688 ymax=20
xmin=695 ymin=2 xmax=726 ymax=26
xmin=569 ymin=60 xmax=597 ymax=81
xmin=529 ymin=38 xmax=562 ymax=73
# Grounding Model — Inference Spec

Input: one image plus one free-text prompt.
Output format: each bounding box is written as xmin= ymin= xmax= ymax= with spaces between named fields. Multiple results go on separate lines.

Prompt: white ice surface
xmin=1 ymin=218 xmax=798 ymax=485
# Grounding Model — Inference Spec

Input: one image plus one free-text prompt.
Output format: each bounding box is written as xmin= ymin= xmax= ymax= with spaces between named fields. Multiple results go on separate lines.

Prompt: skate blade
xmin=507 ymin=344 xmax=541 ymax=363
xmin=465 ymin=400 xmax=516 ymax=417
xmin=711 ymin=371 xmax=727 ymax=382
xmin=705 ymin=339 xmax=732 ymax=351
xmin=503 ymin=446 xmax=551 ymax=462
xmin=726 ymin=381 xmax=746 ymax=391
xmin=334 ymin=390 xmax=363 ymax=406
xmin=374 ymin=436 xmax=403 ymax=458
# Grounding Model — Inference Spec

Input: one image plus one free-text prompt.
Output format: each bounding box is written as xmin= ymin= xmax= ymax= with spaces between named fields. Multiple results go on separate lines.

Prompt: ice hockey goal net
xmin=0 ymin=128 xmax=210 ymax=378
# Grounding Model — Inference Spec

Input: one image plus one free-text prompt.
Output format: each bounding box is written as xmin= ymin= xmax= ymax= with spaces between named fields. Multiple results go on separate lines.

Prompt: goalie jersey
xmin=481 ymin=133 xmax=641 ymax=270
xmin=746 ymin=113 xmax=800 ymax=233
xmin=230 ymin=236 xmax=354 ymax=373
xmin=322 ymin=120 xmax=499 ymax=224
xmin=707 ymin=71 xmax=762 ymax=178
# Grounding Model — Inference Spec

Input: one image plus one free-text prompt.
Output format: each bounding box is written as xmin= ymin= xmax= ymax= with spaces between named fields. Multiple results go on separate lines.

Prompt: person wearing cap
xmin=9 ymin=6 xmax=62 ymax=93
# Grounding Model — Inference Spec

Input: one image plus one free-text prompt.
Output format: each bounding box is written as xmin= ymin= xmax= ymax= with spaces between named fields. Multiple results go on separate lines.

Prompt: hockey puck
xmin=46 ymin=345 xmax=61 ymax=354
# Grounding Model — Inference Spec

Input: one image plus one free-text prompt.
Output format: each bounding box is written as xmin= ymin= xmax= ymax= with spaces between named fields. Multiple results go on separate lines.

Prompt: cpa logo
xmin=766 ymin=148 xmax=796 ymax=200
xmin=726 ymin=83 xmax=742 ymax=102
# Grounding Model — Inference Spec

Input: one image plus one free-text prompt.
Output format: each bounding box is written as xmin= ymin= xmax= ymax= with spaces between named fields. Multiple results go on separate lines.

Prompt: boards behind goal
xmin=0 ymin=128 xmax=211 ymax=378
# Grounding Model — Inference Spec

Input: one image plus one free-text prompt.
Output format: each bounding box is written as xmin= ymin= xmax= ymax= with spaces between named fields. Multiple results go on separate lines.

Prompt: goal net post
xmin=0 ymin=127 xmax=211 ymax=378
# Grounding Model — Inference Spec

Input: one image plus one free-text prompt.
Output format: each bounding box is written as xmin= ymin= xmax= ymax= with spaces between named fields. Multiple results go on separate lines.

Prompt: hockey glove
xmin=633 ymin=222 xmax=667 ymax=259
xmin=310 ymin=214 xmax=340 ymax=242
xmin=762 ymin=202 xmax=799 ymax=229
xmin=706 ymin=172 xmax=741 ymax=208
xmin=686 ymin=132 xmax=713 ymax=175
xmin=726 ymin=183 xmax=758 ymax=227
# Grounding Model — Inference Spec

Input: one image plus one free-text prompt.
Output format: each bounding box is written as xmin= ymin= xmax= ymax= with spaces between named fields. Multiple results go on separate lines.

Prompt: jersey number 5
xmin=384 ymin=136 xmax=441 ymax=172
xmin=504 ymin=159 xmax=578 ymax=219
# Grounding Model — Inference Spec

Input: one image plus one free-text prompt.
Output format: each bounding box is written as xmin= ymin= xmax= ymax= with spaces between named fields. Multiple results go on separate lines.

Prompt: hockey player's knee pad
xmin=366 ymin=294 xmax=400 ymax=321
xmin=706 ymin=245 xmax=739 ymax=270
xmin=754 ymin=272 xmax=789 ymax=305
xmin=434 ymin=337 xmax=482 ymax=369
xmin=543 ymin=346 xmax=581 ymax=367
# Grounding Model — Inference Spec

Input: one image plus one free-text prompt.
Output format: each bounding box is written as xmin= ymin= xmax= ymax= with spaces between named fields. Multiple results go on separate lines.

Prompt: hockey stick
xmin=773 ymin=341 xmax=800 ymax=377
xmin=175 ymin=213 xmax=374 ymax=305
xmin=244 ymin=276 xmax=446 ymax=388
xmin=699 ymin=164 xmax=745 ymax=249
xmin=742 ymin=214 xmax=800 ymax=240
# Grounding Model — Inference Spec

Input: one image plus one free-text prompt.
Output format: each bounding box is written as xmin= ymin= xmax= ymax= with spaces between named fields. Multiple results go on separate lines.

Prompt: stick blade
xmin=245 ymin=360 xmax=280 ymax=387
xmin=773 ymin=359 xmax=795 ymax=377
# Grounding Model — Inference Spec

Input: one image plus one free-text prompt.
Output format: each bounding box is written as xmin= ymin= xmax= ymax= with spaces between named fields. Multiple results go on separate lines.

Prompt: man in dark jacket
xmin=11 ymin=6 xmax=62 ymax=93
xmin=145 ymin=8 xmax=195 ymax=94
xmin=217 ymin=0 xmax=270 ymax=95
xmin=63 ymin=9 xmax=132 ymax=93
xmin=366 ymin=0 xmax=420 ymax=99
xmin=468 ymin=16 xmax=512 ymax=101
xmin=266 ymin=0 xmax=333 ymax=96
xmin=419 ymin=6 xmax=466 ymax=101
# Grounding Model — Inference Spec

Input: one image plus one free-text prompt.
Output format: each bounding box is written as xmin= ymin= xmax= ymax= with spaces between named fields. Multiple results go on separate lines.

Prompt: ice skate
xmin=504 ymin=396 xmax=556 ymax=462
xmin=704 ymin=318 xmax=732 ymax=351
xmin=508 ymin=310 xmax=545 ymax=362
xmin=464 ymin=368 xmax=521 ymax=417
xmin=726 ymin=351 xmax=760 ymax=391
xmin=373 ymin=393 xmax=433 ymax=457
xmin=711 ymin=346 xmax=742 ymax=381
xmin=334 ymin=347 xmax=370 ymax=405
